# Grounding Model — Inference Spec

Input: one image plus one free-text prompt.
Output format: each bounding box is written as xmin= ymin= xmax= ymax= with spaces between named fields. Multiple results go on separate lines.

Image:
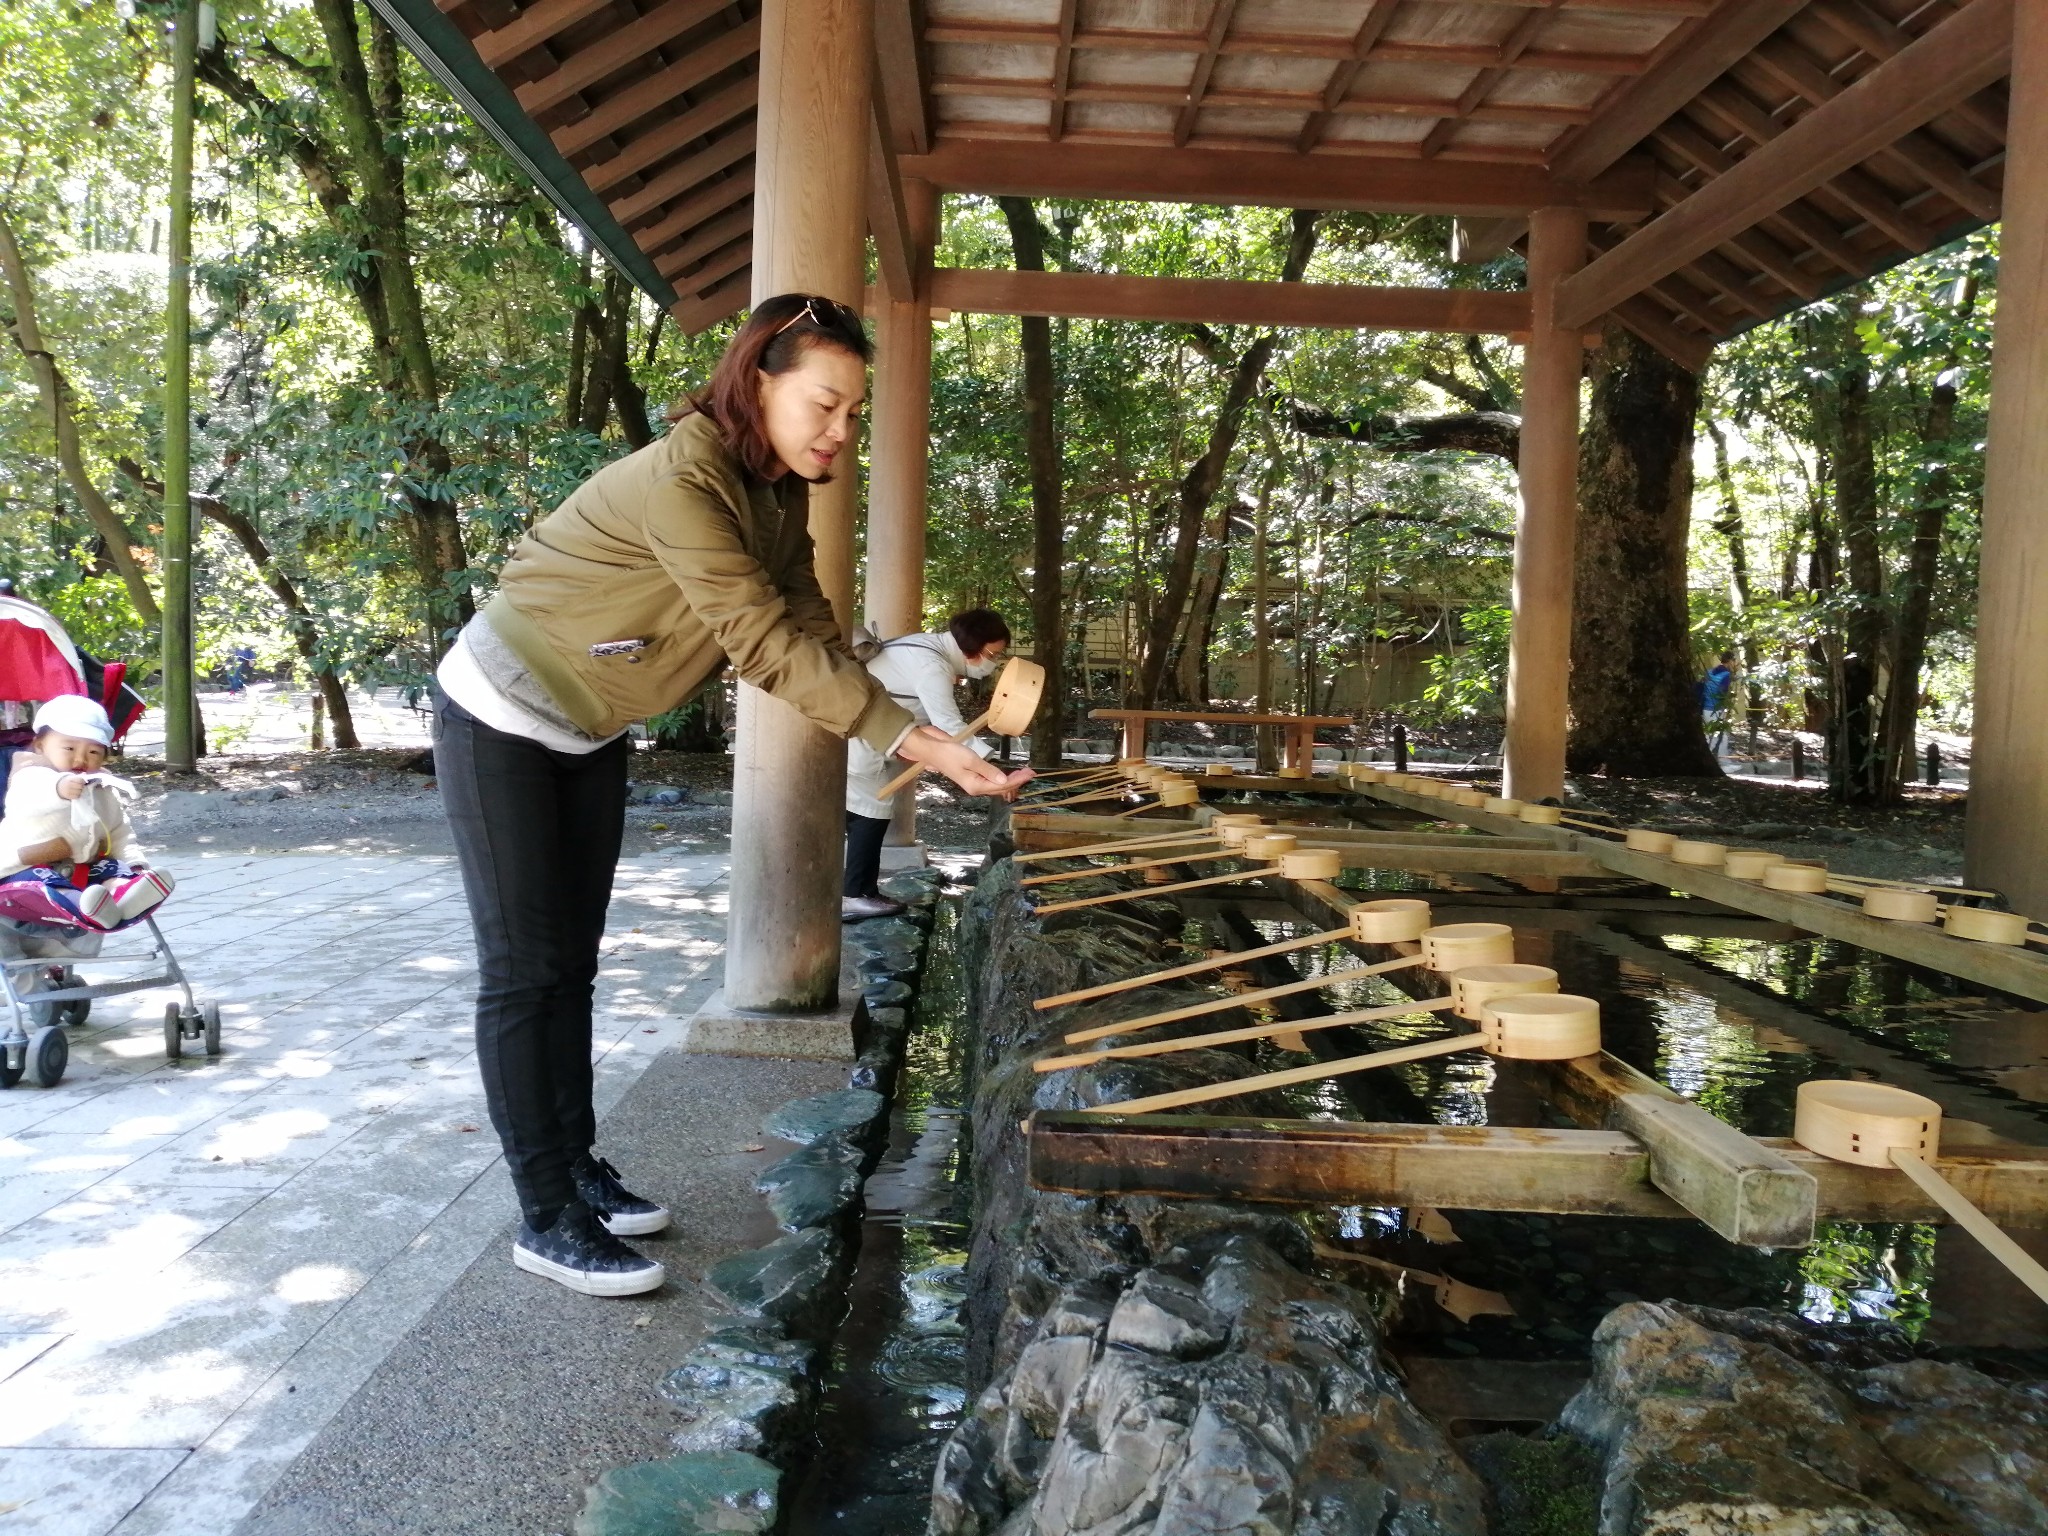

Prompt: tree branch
xmin=1287 ymin=401 xmax=1521 ymax=461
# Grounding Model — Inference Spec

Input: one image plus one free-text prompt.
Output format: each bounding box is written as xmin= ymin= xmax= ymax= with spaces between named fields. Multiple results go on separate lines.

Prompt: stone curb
xmin=573 ymin=867 xmax=945 ymax=1534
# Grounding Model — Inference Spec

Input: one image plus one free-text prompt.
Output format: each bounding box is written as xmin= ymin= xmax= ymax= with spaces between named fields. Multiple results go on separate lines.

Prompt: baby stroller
xmin=0 ymin=596 xmax=213 ymax=1088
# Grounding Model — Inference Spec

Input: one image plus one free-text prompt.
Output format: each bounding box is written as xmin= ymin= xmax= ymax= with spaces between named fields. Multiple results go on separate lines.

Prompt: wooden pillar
xmin=1123 ymin=717 xmax=1147 ymax=762
xmin=1966 ymin=3 xmax=2048 ymax=914
xmin=868 ymin=180 xmax=936 ymax=850
xmin=723 ymin=0 xmax=873 ymax=1013
xmin=1501 ymin=207 xmax=1588 ymax=803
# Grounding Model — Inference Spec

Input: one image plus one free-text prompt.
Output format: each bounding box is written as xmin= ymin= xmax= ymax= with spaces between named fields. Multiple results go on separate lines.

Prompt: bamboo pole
xmin=1061 ymin=954 xmax=1421 ymax=1044
xmin=1038 ymin=996 xmax=1461 ymax=1071
xmin=162 ymin=4 xmax=198 ymax=773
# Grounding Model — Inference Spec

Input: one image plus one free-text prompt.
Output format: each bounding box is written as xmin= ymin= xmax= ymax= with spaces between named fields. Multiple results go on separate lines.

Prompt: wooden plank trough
xmin=1009 ymin=756 xmax=2048 ymax=1250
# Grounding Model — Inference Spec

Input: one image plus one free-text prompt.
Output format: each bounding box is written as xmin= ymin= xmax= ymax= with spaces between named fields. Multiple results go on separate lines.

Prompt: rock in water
xmin=754 ymin=1137 xmax=866 ymax=1231
xmin=1561 ymin=1301 xmax=2048 ymax=1535
xmin=659 ymin=1325 xmax=815 ymax=1456
xmin=701 ymin=1228 xmax=844 ymax=1326
xmin=573 ymin=1451 xmax=778 ymax=1536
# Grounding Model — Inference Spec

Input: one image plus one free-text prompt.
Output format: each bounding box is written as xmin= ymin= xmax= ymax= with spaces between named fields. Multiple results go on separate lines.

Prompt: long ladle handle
xmin=1061 ymin=953 xmax=1423 ymax=1045
xmin=1038 ymin=995 xmax=1461 ymax=1071
xmin=1890 ymin=1150 xmax=2048 ymax=1306
xmin=1033 ymin=924 xmax=1346 ymax=1009
xmin=1019 ymin=848 xmax=1235 ymax=888
xmin=1014 ymin=829 xmax=1218 ymax=864
xmin=1073 ymin=1029 xmax=1482 ymax=1117
xmin=1032 ymin=863 xmax=1277 ymax=916
xmin=877 ymin=711 xmax=992 ymax=800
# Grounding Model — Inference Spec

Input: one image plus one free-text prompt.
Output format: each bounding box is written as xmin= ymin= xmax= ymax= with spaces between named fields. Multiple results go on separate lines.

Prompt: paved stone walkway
xmin=0 ymin=849 xmax=731 ymax=1535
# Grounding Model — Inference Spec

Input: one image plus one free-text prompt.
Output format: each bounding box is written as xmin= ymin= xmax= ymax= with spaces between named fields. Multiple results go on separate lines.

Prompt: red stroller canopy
xmin=0 ymin=598 xmax=145 ymax=743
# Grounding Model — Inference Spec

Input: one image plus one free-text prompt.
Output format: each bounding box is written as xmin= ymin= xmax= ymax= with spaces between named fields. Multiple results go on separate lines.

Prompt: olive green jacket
xmin=481 ymin=410 xmax=913 ymax=752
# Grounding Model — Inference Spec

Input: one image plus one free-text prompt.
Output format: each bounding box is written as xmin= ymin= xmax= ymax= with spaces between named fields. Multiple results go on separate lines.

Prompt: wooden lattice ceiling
xmin=388 ymin=0 xmax=2012 ymax=362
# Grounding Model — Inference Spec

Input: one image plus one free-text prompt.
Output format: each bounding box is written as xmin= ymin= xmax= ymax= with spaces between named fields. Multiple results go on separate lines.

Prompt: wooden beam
xmin=652 ymin=205 xmax=752 ymax=278
xmin=1610 ymin=1093 xmax=1815 ymax=1247
xmin=1297 ymin=0 xmax=1401 ymax=153
xmin=1549 ymin=0 xmax=1810 ymax=183
xmin=1173 ymin=0 xmax=1239 ymax=147
xmin=1555 ymin=0 xmax=2012 ymax=328
xmin=551 ymin=20 xmax=760 ymax=159
xmin=1610 ymin=294 xmax=1714 ymax=372
xmin=1690 ymin=90 xmax=1929 ymax=253
xmin=672 ymin=266 xmax=749 ymax=333
xmin=1417 ymin=0 xmax=1566 ymax=160
xmin=631 ymin=167 xmax=753 ymax=254
xmin=1742 ymin=40 xmax=2001 ymax=221
xmin=473 ymin=0 xmax=610 ymax=69
xmin=1026 ymin=1113 xmax=2048 ymax=1228
xmin=610 ymin=125 xmax=755 ymax=226
xmin=1451 ymin=215 xmax=1526 ymax=264
xmin=868 ymin=91 xmax=913 ymax=302
xmin=669 ymin=232 xmax=750 ymax=293
xmin=927 ymin=268 xmax=1532 ymax=334
xmin=900 ymin=140 xmax=1658 ymax=219
xmin=1048 ymin=0 xmax=1079 ymax=142
xmin=874 ymin=0 xmax=931 ymax=155
xmin=1809 ymin=0 xmax=2009 ymax=145
xmin=928 ymin=77 xmax=1593 ymax=125
xmin=581 ymin=74 xmax=758 ymax=195
xmin=514 ymin=0 xmax=733 ymax=115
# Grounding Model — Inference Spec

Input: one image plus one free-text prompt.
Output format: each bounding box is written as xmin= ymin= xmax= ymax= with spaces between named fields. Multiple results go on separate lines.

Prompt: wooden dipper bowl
xmin=1276 ymin=765 xmax=1309 ymax=780
xmin=1763 ymin=862 xmax=1830 ymax=893
xmin=1518 ymin=804 xmax=1564 ymax=826
xmin=1156 ymin=783 xmax=1200 ymax=807
xmin=1624 ymin=828 xmax=1676 ymax=853
xmin=1722 ymin=850 xmax=1783 ymax=881
xmin=1278 ymin=848 xmax=1342 ymax=880
xmin=1205 ymin=763 xmax=1234 ymax=777
xmin=1478 ymin=994 xmax=1603 ymax=1059
xmin=1861 ymin=887 xmax=1939 ymax=923
xmin=1350 ymin=899 xmax=1432 ymax=944
xmin=1214 ymin=821 xmax=1267 ymax=848
xmin=1241 ymin=833 xmax=1299 ymax=860
xmin=1944 ymin=906 xmax=2030 ymax=945
xmin=1449 ymin=964 xmax=1560 ymax=1021
xmin=1420 ymin=923 xmax=1517 ymax=971
xmin=1485 ymin=796 xmax=1525 ymax=816
xmin=1451 ymin=789 xmax=1488 ymax=808
xmin=1669 ymin=839 xmax=1728 ymax=868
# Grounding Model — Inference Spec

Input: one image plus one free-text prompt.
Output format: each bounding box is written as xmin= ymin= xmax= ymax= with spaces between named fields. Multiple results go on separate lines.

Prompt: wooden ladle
xmin=1056 ymin=921 xmax=1516 ymax=1045
xmin=1070 ymin=992 xmax=1602 ymax=1116
xmin=877 ymin=656 xmax=1047 ymax=799
xmin=1029 ymin=839 xmax=1341 ymax=916
xmin=1794 ymin=1080 xmax=2048 ymax=1305
xmin=1030 ymin=898 xmax=1433 ymax=1010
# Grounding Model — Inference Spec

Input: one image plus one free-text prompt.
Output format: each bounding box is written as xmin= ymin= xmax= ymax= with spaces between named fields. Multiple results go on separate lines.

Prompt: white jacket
xmin=845 ymin=631 xmax=995 ymax=819
xmin=0 ymin=763 xmax=143 ymax=877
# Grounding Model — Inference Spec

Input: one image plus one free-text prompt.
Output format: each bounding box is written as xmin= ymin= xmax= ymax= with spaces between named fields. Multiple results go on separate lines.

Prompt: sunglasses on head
xmin=771 ymin=294 xmax=859 ymax=336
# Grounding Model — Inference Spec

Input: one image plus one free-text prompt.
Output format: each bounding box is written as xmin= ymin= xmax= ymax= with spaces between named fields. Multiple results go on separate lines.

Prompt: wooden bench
xmin=1088 ymin=708 xmax=1353 ymax=771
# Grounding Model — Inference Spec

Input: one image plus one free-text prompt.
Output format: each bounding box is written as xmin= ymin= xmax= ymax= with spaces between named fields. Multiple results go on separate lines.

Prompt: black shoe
xmin=573 ymin=1154 xmax=671 ymax=1237
xmin=512 ymin=1199 xmax=665 ymax=1296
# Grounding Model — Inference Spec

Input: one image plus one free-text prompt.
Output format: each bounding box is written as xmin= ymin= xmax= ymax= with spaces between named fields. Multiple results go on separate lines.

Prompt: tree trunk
xmin=1705 ymin=419 xmax=1764 ymax=732
xmin=1566 ymin=325 xmax=1721 ymax=777
xmin=1172 ymin=499 xmax=1235 ymax=703
xmin=1831 ymin=336 xmax=1887 ymax=804
xmin=1877 ymin=274 xmax=1976 ymax=789
xmin=564 ymin=246 xmax=593 ymax=426
xmin=0 ymin=205 xmax=161 ymax=624
xmin=1251 ymin=465 xmax=1280 ymax=772
xmin=999 ymin=196 xmax=1065 ymax=768
xmin=579 ymin=268 xmax=626 ymax=436
xmin=1135 ymin=210 xmax=1319 ymax=707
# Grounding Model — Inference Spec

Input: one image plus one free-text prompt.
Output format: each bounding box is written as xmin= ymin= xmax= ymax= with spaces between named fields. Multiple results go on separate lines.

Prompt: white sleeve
xmin=6 ymin=764 xmax=70 ymax=818
xmin=908 ymin=651 xmax=976 ymax=740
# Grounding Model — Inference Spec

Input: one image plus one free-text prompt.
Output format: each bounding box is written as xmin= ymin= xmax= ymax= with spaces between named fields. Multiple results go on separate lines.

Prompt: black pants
xmin=844 ymin=811 xmax=892 ymax=899
xmin=436 ymin=697 xmax=628 ymax=1218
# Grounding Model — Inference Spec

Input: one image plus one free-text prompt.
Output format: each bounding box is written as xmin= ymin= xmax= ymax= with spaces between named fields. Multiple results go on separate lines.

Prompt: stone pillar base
xmin=879 ymin=842 xmax=928 ymax=871
xmin=681 ymin=941 xmax=861 ymax=1061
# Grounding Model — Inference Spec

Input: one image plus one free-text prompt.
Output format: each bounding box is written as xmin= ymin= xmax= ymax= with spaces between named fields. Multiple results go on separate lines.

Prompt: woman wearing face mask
xmin=841 ymin=609 xmax=1011 ymax=919
xmin=433 ymin=294 xmax=1031 ymax=1300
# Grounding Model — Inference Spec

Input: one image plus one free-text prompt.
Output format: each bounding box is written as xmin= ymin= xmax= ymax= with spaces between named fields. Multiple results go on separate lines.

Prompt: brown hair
xmin=672 ymin=293 xmax=872 ymax=481
xmin=949 ymin=608 xmax=1011 ymax=659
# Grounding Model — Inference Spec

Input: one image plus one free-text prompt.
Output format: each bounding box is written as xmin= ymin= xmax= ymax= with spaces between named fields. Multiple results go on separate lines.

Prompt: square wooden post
xmin=1965 ymin=3 xmax=2048 ymax=915
xmin=722 ymin=0 xmax=873 ymax=1016
xmin=1502 ymin=206 xmax=1588 ymax=803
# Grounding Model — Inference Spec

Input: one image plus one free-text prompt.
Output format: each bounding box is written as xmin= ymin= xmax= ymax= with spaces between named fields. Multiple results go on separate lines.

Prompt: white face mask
xmin=963 ymin=654 xmax=1001 ymax=680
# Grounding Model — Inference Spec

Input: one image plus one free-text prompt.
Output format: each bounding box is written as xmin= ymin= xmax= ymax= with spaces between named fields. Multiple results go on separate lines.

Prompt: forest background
xmin=0 ymin=0 xmax=1997 ymax=806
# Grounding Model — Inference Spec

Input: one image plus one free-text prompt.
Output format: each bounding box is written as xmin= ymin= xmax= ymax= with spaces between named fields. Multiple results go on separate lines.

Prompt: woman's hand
xmin=896 ymin=726 xmax=1033 ymax=800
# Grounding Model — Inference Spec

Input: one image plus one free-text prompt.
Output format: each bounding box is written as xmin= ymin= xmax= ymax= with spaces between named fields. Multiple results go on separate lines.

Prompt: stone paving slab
xmin=0 ymin=848 xmax=734 ymax=1536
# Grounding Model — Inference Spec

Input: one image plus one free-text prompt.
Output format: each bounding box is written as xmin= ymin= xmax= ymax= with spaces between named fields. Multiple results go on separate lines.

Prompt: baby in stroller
xmin=0 ymin=695 xmax=172 ymax=931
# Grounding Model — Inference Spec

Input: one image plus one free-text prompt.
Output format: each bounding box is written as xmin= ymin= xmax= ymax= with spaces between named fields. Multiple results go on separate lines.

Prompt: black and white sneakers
xmin=573 ymin=1154 xmax=671 ymax=1237
xmin=512 ymin=1199 xmax=665 ymax=1297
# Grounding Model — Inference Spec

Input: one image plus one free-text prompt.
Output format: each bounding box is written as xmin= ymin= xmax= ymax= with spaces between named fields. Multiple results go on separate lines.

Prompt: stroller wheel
xmin=202 ymin=1002 xmax=221 ymax=1057
xmin=164 ymin=1003 xmax=184 ymax=1061
xmin=60 ymin=998 xmax=89 ymax=1027
xmin=28 ymin=1025 xmax=66 ymax=1088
